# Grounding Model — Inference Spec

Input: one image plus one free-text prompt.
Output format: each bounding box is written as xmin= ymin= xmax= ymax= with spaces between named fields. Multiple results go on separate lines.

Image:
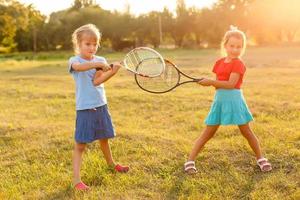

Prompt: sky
xmin=18 ymin=0 xmax=217 ymax=16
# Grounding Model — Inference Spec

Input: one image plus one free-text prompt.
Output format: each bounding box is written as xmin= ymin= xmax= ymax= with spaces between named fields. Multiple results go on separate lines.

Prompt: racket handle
xmin=194 ymin=78 xmax=203 ymax=82
xmin=96 ymin=64 xmax=113 ymax=71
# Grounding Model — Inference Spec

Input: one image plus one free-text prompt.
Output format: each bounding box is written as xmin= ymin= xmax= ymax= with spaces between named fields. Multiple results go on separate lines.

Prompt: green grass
xmin=0 ymin=47 xmax=299 ymax=199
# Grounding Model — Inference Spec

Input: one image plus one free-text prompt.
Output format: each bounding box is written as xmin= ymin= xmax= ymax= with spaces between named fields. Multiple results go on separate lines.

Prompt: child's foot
xmin=184 ymin=161 xmax=198 ymax=174
xmin=74 ymin=181 xmax=90 ymax=191
xmin=257 ymin=157 xmax=272 ymax=172
xmin=114 ymin=164 xmax=129 ymax=173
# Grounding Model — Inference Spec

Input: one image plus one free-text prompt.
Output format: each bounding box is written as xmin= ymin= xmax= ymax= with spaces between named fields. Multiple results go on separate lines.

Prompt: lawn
xmin=0 ymin=47 xmax=299 ymax=199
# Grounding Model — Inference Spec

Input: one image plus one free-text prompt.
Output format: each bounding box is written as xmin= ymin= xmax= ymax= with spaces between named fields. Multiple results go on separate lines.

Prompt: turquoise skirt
xmin=205 ymin=89 xmax=253 ymax=125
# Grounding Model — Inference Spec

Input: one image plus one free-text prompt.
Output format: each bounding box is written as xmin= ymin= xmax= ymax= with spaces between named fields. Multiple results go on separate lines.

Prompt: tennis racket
xmin=110 ymin=47 xmax=165 ymax=77
xmin=135 ymin=59 xmax=203 ymax=94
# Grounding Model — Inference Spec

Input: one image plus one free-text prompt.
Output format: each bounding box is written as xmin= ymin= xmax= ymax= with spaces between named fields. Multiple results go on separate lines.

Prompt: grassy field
xmin=0 ymin=47 xmax=299 ymax=199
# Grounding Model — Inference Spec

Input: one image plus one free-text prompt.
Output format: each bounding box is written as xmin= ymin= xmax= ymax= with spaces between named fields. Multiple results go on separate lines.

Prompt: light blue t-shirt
xmin=68 ymin=55 xmax=107 ymax=110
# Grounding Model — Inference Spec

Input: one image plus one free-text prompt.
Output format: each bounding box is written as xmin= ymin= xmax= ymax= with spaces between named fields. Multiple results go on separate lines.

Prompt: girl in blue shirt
xmin=69 ymin=24 xmax=129 ymax=191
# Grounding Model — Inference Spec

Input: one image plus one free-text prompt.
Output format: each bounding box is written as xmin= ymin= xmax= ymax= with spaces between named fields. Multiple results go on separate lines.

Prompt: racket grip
xmin=194 ymin=78 xmax=203 ymax=82
xmin=96 ymin=64 xmax=113 ymax=71
xmin=96 ymin=64 xmax=114 ymax=71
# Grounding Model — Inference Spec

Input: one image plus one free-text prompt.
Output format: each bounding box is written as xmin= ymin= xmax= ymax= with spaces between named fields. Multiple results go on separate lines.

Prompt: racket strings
xmin=141 ymin=49 xmax=165 ymax=76
xmin=135 ymin=61 xmax=179 ymax=93
xmin=127 ymin=50 xmax=140 ymax=70
xmin=124 ymin=48 xmax=164 ymax=77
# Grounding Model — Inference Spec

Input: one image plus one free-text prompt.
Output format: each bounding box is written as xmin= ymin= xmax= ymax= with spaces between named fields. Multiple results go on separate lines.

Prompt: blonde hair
xmin=221 ymin=25 xmax=246 ymax=57
xmin=72 ymin=24 xmax=101 ymax=54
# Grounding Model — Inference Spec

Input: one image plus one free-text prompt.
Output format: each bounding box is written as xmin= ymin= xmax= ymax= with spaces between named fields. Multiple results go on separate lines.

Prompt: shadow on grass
xmin=44 ymin=185 xmax=75 ymax=200
xmin=165 ymin=161 xmax=190 ymax=199
xmin=165 ymin=150 xmax=279 ymax=200
xmin=235 ymin=171 xmax=273 ymax=199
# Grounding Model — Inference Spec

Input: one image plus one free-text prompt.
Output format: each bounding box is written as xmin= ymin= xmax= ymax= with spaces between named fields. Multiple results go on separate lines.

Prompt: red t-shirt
xmin=212 ymin=58 xmax=246 ymax=89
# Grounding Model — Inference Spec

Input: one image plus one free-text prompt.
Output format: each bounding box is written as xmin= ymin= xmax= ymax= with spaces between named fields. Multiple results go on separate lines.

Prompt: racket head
xmin=135 ymin=59 xmax=180 ymax=94
xmin=123 ymin=47 xmax=165 ymax=77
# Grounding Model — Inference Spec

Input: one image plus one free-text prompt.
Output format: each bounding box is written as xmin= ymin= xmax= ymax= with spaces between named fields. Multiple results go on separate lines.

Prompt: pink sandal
xmin=257 ymin=157 xmax=272 ymax=172
xmin=114 ymin=164 xmax=129 ymax=173
xmin=74 ymin=181 xmax=90 ymax=191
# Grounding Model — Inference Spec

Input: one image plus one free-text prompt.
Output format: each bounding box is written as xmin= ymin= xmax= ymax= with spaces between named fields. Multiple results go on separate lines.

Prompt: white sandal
xmin=257 ymin=157 xmax=272 ymax=172
xmin=184 ymin=161 xmax=198 ymax=174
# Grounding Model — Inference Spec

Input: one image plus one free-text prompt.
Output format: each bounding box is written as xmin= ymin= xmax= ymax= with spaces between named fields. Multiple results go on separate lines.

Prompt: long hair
xmin=220 ymin=25 xmax=247 ymax=57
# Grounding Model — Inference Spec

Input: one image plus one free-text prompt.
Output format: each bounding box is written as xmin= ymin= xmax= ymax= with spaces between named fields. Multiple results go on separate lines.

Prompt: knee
xmin=99 ymin=139 xmax=108 ymax=145
xmin=240 ymin=129 xmax=257 ymax=140
xmin=75 ymin=144 xmax=86 ymax=152
xmin=208 ymin=131 xmax=217 ymax=139
xmin=206 ymin=126 xmax=219 ymax=137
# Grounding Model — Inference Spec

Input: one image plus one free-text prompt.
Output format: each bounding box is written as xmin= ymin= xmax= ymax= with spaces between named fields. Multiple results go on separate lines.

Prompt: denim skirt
xmin=75 ymin=104 xmax=115 ymax=143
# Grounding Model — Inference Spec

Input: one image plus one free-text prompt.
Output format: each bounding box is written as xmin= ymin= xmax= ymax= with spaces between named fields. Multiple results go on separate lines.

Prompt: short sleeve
xmin=95 ymin=56 xmax=108 ymax=65
xmin=68 ymin=56 xmax=80 ymax=73
xmin=212 ymin=61 xmax=219 ymax=73
xmin=231 ymin=59 xmax=246 ymax=75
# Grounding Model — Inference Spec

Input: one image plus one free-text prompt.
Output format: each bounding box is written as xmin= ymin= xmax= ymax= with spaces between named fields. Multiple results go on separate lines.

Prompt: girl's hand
xmin=96 ymin=62 xmax=111 ymax=72
xmin=197 ymin=78 xmax=213 ymax=86
xmin=111 ymin=62 xmax=122 ymax=74
xmin=101 ymin=63 xmax=112 ymax=72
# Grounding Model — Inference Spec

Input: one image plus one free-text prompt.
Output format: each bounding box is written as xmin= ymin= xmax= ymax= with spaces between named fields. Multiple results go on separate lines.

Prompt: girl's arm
xmin=71 ymin=62 xmax=111 ymax=72
xmin=93 ymin=63 xmax=121 ymax=86
xmin=198 ymin=73 xmax=240 ymax=89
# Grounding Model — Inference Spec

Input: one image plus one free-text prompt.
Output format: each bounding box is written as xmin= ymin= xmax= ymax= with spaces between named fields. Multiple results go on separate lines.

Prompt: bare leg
xmin=99 ymin=139 xmax=115 ymax=166
xmin=238 ymin=123 xmax=272 ymax=171
xmin=188 ymin=125 xmax=219 ymax=161
xmin=73 ymin=143 xmax=86 ymax=184
xmin=238 ymin=123 xmax=263 ymax=159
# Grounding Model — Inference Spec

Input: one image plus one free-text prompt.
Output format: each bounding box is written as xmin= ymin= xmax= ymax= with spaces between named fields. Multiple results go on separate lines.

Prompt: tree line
xmin=0 ymin=0 xmax=299 ymax=52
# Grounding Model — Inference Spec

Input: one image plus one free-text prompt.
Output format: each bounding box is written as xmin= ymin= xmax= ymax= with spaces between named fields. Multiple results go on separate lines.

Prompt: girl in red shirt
xmin=184 ymin=26 xmax=272 ymax=174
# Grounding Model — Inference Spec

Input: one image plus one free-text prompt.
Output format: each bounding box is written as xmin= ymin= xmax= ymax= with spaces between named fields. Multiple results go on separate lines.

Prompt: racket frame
xmin=117 ymin=47 xmax=165 ymax=77
xmin=135 ymin=59 xmax=203 ymax=94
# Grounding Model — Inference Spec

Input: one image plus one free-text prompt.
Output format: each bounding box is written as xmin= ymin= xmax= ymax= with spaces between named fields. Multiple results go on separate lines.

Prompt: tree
xmin=0 ymin=0 xmax=32 ymax=51
xmin=135 ymin=11 xmax=161 ymax=48
xmin=71 ymin=0 xmax=96 ymax=10
xmin=168 ymin=0 xmax=192 ymax=47
xmin=15 ymin=5 xmax=45 ymax=51
xmin=189 ymin=8 xmax=213 ymax=47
